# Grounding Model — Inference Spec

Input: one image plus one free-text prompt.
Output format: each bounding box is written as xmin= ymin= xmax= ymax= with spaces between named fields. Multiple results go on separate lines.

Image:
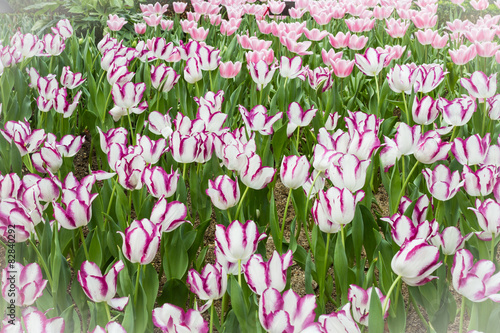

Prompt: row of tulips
xmin=1 ymin=0 xmax=500 ymax=332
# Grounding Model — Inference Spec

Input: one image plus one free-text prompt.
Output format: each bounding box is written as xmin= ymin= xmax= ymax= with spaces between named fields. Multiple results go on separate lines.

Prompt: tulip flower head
xmin=118 ymin=219 xmax=161 ymax=265
xmin=1 ymin=262 xmax=47 ymax=306
xmin=153 ymin=303 xmax=208 ymax=332
xmin=348 ymin=285 xmax=389 ymax=326
xmin=215 ymin=220 xmax=266 ymax=265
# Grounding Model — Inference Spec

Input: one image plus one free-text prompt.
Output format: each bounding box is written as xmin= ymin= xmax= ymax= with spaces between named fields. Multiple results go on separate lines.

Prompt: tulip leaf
xmin=121 ymin=300 xmax=135 ymax=333
xmin=352 ymin=206 xmax=364 ymax=264
xmin=229 ymin=276 xmax=252 ymax=333
xmin=60 ymin=305 xmax=81 ymax=333
xmin=157 ymin=278 xmax=189 ymax=308
xmin=368 ymin=286 xmax=384 ymax=333
xmin=134 ymin=284 xmax=150 ymax=333
xmin=142 ymin=264 xmax=159 ymax=312
xmin=271 ymin=124 xmax=288 ymax=166
xmin=163 ymin=230 xmax=189 ymax=280
xmin=333 ymin=233 xmax=348 ymax=304
xmin=304 ymin=251 xmax=314 ymax=294
xmin=387 ymin=288 xmax=406 ymax=333
xmin=88 ymin=230 xmax=103 ymax=267
xmin=389 ymin=163 xmax=402 ymax=215
xmin=268 ymin=192 xmax=281 ymax=252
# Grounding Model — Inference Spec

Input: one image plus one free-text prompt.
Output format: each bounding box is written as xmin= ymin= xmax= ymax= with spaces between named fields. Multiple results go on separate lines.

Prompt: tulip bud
xmin=206 ymin=175 xmax=240 ymax=210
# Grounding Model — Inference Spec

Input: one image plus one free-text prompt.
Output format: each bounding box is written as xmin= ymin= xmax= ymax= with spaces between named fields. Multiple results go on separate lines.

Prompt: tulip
xmin=136 ymin=134 xmax=168 ymax=164
xmin=238 ymin=153 xmax=276 ymax=190
xmin=385 ymin=18 xmax=410 ymax=38
xmin=147 ymin=38 xmax=179 ymax=61
xmin=391 ymin=239 xmax=442 ymax=286
xmin=449 ymin=45 xmax=477 ymax=65
xmin=0 ymin=173 xmax=21 ymax=199
xmin=354 ymin=47 xmax=388 ymax=76
xmin=321 ymin=49 xmax=343 ymax=67
xmin=387 ymin=64 xmax=417 ymax=94
xmin=115 ymin=153 xmax=146 ymax=191
xmin=280 ymin=155 xmax=310 ymax=190
xmin=153 ymin=303 xmax=208 ymax=332
xmin=112 ymin=81 xmax=147 ymax=110
xmin=243 ymin=250 xmax=292 ymax=295
xmin=60 ymin=66 xmax=85 ymax=89
xmin=0 ymin=199 xmax=34 ymax=242
xmin=470 ymin=0 xmax=489 ymax=10
xmin=286 ymin=102 xmax=316 ymax=137
xmin=169 ymin=131 xmax=200 ymax=164
xmin=279 ymin=56 xmax=302 ymax=79
xmin=150 ymin=64 xmax=180 ymax=92
xmin=328 ymin=154 xmax=370 ymax=192
xmin=97 ymin=127 xmax=128 ymax=154
xmin=32 ymin=142 xmax=63 ymax=174
xmin=469 ymin=199 xmax=500 ymax=238
xmin=452 ymin=133 xmax=490 ymax=166
xmin=462 ymin=165 xmax=497 ymax=197
xmin=53 ymin=185 xmax=97 ymax=230
xmin=206 ymin=175 xmax=240 ymax=210
xmin=460 ymin=71 xmax=497 ymax=100
xmin=1 ymin=263 xmax=47 ymax=306
xmin=452 ymin=249 xmax=500 ymax=302
xmin=318 ymin=187 xmax=365 ymax=225
xmin=431 ymin=227 xmax=473 ymax=256
xmin=312 ymin=199 xmax=341 ymax=234
xmin=197 ymin=46 xmax=221 ymax=71
xmin=184 ymin=57 xmax=203 ymax=84
xmin=173 ymin=2 xmax=188 ymax=13
xmin=90 ymin=321 xmax=127 ymax=333
xmin=331 ymin=59 xmax=355 ymax=78
xmin=160 ymin=19 xmax=174 ymax=31
xmin=347 ymin=34 xmax=368 ymax=50
xmin=52 ymin=88 xmax=82 ymax=118
xmin=11 ymin=32 xmax=44 ymax=60
xmin=239 ymin=105 xmax=282 ymax=136
xmin=77 ymin=260 xmax=129 ymax=310
xmin=220 ymin=19 xmax=240 ymax=36
xmin=415 ymin=29 xmax=438 ymax=45
xmin=219 ymin=61 xmax=242 ymax=78
xmin=43 ymin=33 xmax=65 ymax=56
xmin=305 ymin=303 xmax=360 ymax=333
xmin=247 ymin=60 xmax=278 ymax=91
xmin=328 ymin=31 xmax=351 ymax=49
xmin=423 ymin=164 xmax=464 ymax=201
xmin=144 ymin=14 xmax=162 ymax=27
xmin=438 ymin=95 xmax=477 ymax=127
xmin=381 ymin=214 xmax=439 ymax=247
xmin=215 ymin=220 xmax=266 ymax=265
xmin=414 ymin=64 xmax=447 ymax=93
xmin=118 ymin=219 xmax=161 ymax=265
xmin=259 ymin=288 xmax=317 ymax=333
xmin=188 ymin=27 xmax=209 ymax=41
xmin=348 ymin=285 xmax=389 ymax=326
xmin=52 ymin=18 xmax=73 ymax=39
xmin=107 ymin=14 xmax=127 ymax=31
xmin=143 ymin=166 xmax=179 ymax=199
xmin=1 ymin=308 xmax=65 ymax=333
xmin=150 ymin=197 xmax=190 ymax=233
xmin=412 ymin=12 xmax=437 ymax=28
xmin=488 ymin=94 xmax=500 ymax=120
xmin=412 ymin=95 xmax=440 ymax=125
xmin=431 ymin=33 xmax=449 ymax=49
xmin=299 ymin=66 xmax=333 ymax=91
xmin=187 ymin=264 xmax=227 ymax=312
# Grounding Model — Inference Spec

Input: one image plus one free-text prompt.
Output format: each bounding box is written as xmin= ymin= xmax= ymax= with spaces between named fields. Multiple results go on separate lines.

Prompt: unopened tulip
xmin=348 ymin=285 xmax=389 ymax=326
xmin=318 ymin=187 xmax=365 ymax=225
xmin=452 ymin=249 xmax=500 ymax=302
xmin=387 ymin=64 xmax=417 ymax=94
xmin=206 ymin=175 xmax=240 ymax=210
xmin=328 ymin=154 xmax=370 ymax=192
xmin=153 ymin=303 xmax=208 ymax=332
xmin=391 ymin=239 xmax=442 ymax=286
xmin=280 ymin=155 xmax=310 ymax=189
xmin=107 ymin=14 xmax=127 ymax=31
xmin=215 ymin=220 xmax=266 ymax=264
xmin=219 ymin=61 xmax=242 ymax=78
xmin=259 ymin=288 xmax=317 ymax=333
xmin=77 ymin=260 xmax=129 ymax=310
xmin=142 ymin=166 xmax=179 ymax=198
xmin=150 ymin=196 xmax=190 ymax=233
xmin=423 ymin=164 xmax=464 ymax=201
xmin=184 ymin=57 xmax=203 ymax=84
xmin=118 ymin=219 xmax=161 ymax=265
xmin=412 ymin=95 xmax=440 ymax=125
xmin=414 ymin=64 xmax=446 ymax=93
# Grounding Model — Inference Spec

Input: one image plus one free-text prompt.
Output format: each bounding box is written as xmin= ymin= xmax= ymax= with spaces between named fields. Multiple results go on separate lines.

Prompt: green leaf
xmin=333 ymin=233 xmax=348 ymax=304
xmin=271 ymin=124 xmax=288 ymax=166
xmin=229 ymin=276 xmax=250 ymax=333
xmin=88 ymin=231 xmax=103 ymax=266
xmin=368 ymin=285 xmax=384 ymax=333
xmin=156 ymin=279 xmax=189 ymax=308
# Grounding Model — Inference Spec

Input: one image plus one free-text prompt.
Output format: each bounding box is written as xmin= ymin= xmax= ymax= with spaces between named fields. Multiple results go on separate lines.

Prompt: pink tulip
xmin=416 ymin=29 xmax=439 ymax=45
xmin=188 ymin=26 xmax=209 ymax=41
xmin=470 ymin=0 xmax=489 ymax=10
xmin=348 ymin=34 xmax=368 ymax=50
xmin=431 ymin=33 xmax=449 ymax=49
xmin=134 ymin=23 xmax=146 ymax=34
xmin=303 ymin=28 xmax=329 ymax=41
xmin=173 ymin=2 xmax=188 ymax=13
xmin=144 ymin=14 xmax=162 ymax=27
xmin=411 ymin=12 xmax=437 ymax=28
xmin=331 ymin=59 xmax=355 ymax=78
xmin=328 ymin=31 xmax=351 ymax=49
xmin=140 ymin=2 xmax=169 ymax=16
xmin=160 ymin=19 xmax=174 ymax=31
xmin=423 ymin=164 xmax=464 ymax=201
xmin=219 ymin=61 xmax=241 ymax=79
xmin=107 ymin=14 xmax=127 ymax=31
xmin=475 ymin=41 xmax=500 ymax=57
xmin=449 ymin=45 xmax=477 ymax=65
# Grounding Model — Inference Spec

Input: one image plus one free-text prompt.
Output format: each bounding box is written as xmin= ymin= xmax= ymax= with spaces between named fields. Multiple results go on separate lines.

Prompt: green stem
xmin=401 ymin=156 xmax=406 ymax=188
xmin=104 ymin=302 xmax=112 ymax=323
xmin=28 ymin=237 xmax=53 ymax=288
xmin=382 ymin=275 xmax=402 ymax=314
xmin=450 ymin=125 xmax=460 ymax=143
xmin=80 ymin=227 xmax=89 ymax=260
xmin=235 ymin=186 xmax=250 ymax=220
xmin=183 ymin=163 xmax=188 ymax=181
xmin=320 ymin=233 xmax=331 ymax=304
xmin=209 ymin=301 xmax=215 ymax=333
xmin=226 ymin=210 xmax=232 ymax=223
xmin=393 ymin=162 xmax=420 ymax=214
xmin=279 ymin=188 xmax=293 ymax=253
xmin=340 ymin=225 xmax=345 ymax=248
xmin=409 ymin=292 xmax=430 ymax=330
xmin=295 ymin=128 xmax=301 ymax=151
xmin=402 ymin=92 xmax=410 ymax=124
xmin=374 ymin=74 xmax=381 ymax=117
xmin=481 ymin=101 xmax=488 ymax=137
xmin=459 ymin=295 xmax=465 ymax=333
xmin=220 ymin=290 xmax=228 ymax=325
xmin=127 ymin=109 xmax=136 ymax=146
xmin=134 ymin=264 xmax=141 ymax=306
xmin=238 ymin=259 xmax=242 ymax=286
xmin=491 ymin=236 xmax=496 ymax=262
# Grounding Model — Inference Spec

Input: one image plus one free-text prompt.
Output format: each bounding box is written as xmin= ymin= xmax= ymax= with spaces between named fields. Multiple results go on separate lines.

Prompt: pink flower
xmin=332 ymin=59 xmax=355 ymax=78
xmin=219 ymin=61 xmax=241 ymax=79
xmin=107 ymin=14 xmax=127 ymax=31
xmin=449 ymin=45 xmax=477 ymax=65
xmin=173 ymin=2 xmax=188 ymax=13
